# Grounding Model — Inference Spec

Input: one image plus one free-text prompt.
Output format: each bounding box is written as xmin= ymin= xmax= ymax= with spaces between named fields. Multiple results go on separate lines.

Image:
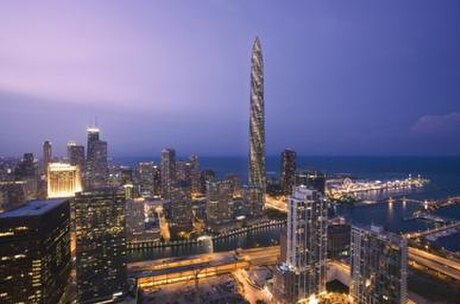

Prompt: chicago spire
xmin=249 ymin=36 xmax=266 ymax=213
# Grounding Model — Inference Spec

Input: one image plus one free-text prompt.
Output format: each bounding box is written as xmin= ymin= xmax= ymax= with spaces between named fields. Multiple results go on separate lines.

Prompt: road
xmin=408 ymin=247 xmax=460 ymax=281
xmin=233 ymin=269 xmax=273 ymax=304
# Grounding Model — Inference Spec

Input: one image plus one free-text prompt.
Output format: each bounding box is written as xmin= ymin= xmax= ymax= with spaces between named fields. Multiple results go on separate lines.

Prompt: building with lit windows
xmin=74 ymin=188 xmax=127 ymax=303
xmin=161 ymin=148 xmax=176 ymax=199
xmin=67 ymin=141 xmax=85 ymax=169
xmin=248 ymin=36 xmax=266 ymax=213
xmin=42 ymin=140 xmax=52 ymax=175
xmin=86 ymin=127 xmax=108 ymax=188
xmin=135 ymin=161 xmax=159 ymax=198
xmin=280 ymin=148 xmax=296 ymax=195
xmin=206 ymin=179 xmax=233 ymax=224
xmin=350 ymin=225 xmax=408 ymax=304
xmin=47 ymin=162 xmax=82 ymax=198
xmin=295 ymin=170 xmax=326 ymax=194
xmin=0 ymin=199 xmax=71 ymax=304
xmin=272 ymin=186 xmax=327 ymax=303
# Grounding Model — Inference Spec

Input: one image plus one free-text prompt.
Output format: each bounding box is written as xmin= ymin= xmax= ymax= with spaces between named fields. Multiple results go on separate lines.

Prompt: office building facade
xmin=0 ymin=199 xmax=71 ymax=304
xmin=161 ymin=148 xmax=176 ymax=200
xmin=67 ymin=141 xmax=85 ymax=170
xmin=273 ymin=186 xmax=327 ymax=303
xmin=42 ymin=140 xmax=52 ymax=175
xmin=206 ymin=180 xmax=233 ymax=224
xmin=86 ymin=127 xmax=108 ymax=188
xmin=249 ymin=36 xmax=266 ymax=212
xmin=350 ymin=225 xmax=408 ymax=304
xmin=280 ymin=148 xmax=296 ymax=195
xmin=47 ymin=162 xmax=82 ymax=199
xmin=74 ymin=188 xmax=127 ymax=303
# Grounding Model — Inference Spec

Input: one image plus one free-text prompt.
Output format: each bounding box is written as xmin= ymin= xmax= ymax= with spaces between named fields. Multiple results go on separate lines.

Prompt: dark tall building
xmin=15 ymin=153 xmax=36 ymax=178
xmin=188 ymin=155 xmax=201 ymax=195
xmin=249 ymin=36 xmax=266 ymax=212
xmin=296 ymin=170 xmax=326 ymax=194
xmin=86 ymin=127 xmax=108 ymax=188
xmin=67 ymin=141 xmax=85 ymax=170
xmin=280 ymin=148 xmax=296 ymax=195
xmin=206 ymin=179 xmax=233 ymax=224
xmin=200 ymin=170 xmax=215 ymax=194
xmin=135 ymin=161 xmax=157 ymax=198
xmin=351 ymin=225 xmax=408 ymax=304
xmin=74 ymin=189 xmax=127 ymax=303
xmin=0 ymin=199 xmax=71 ymax=304
xmin=42 ymin=140 xmax=52 ymax=174
xmin=327 ymin=220 xmax=351 ymax=259
xmin=167 ymin=183 xmax=193 ymax=232
xmin=161 ymin=148 xmax=176 ymax=200
xmin=176 ymin=160 xmax=192 ymax=200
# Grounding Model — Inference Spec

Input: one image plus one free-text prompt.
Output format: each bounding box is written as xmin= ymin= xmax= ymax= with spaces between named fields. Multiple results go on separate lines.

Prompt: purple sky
xmin=1 ymin=1 xmax=460 ymax=157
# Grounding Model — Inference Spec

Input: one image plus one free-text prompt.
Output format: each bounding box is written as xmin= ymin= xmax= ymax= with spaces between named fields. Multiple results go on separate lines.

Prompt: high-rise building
xmin=168 ymin=178 xmax=193 ymax=231
xmin=280 ymin=148 xmax=296 ymax=195
xmin=206 ymin=180 xmax=233 ymax=224
xmin=67 ymin=141 xmax=85 ymax=169
xmin=161 ymin=148 xmax=176 ymax=200
xmin=176 ymin=160 xmax=192 ymax=200
xmin=327 ymin=220 xmax=351 ymax=259
xmin=249 ymin=36 xmax=266 ymax=212
xmin=296 ymin=170 xmax=326 ymax=194
xmin=42 ymin=140 xmax=52 ymax=174
xmin=135 ymin=161 xmax=157 ymax=198
xmin=227 ymin=174 xmax=241 ymax=198
xmin=15 ymin=153 xmax=36 ymax=178
xmin=273 ymin=186 xmax=327 ymax=303
xmin=188 ymin=155 xmax=201 ymax=195
xmin=200 ymin=169 xmax=215 ymax=194
xmin=47 ymin=162 xmax=82 ymax=198
xmin=350 ymin=225 xmax=408 ymax=304
xmin=0 ymin=199 xmax=71 ymax=304
xmin=74 ymin=188 xmax=127 ymax=303
xmin=86 ymin=127 xmax=108 ymax=188
xmin=126 ymin=198 xmax=145 ymax=236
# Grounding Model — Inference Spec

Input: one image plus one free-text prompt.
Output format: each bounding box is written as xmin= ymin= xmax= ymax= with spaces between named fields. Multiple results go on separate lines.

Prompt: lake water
xmin=115 ymin=156 xmax=460 ymax=260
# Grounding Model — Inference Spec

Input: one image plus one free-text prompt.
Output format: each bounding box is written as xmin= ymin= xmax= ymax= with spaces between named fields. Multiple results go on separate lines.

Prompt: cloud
xmin=410 ymin=111 xmax=460 ymax=134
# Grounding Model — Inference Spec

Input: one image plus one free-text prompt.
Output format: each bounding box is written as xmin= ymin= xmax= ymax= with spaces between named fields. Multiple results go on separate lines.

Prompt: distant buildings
xmin=47 ymin=162 xmax=82 ymax=198
xmin=188 ymin=155 xmax=201 ymax=195
xmin=15 ymin=153 xmax=36 ymax=178
xmin=280 ymin=148 xmax=296 ymax=195
xmin=42 ymin=140 xmax=52 ymax=174
xmin=161 ymin=148 xmax=176 ymax=200
xmin=200 ymin=169 xmax=215 ymax=194
xmin=296 ymin=170 xmax=326 ymax=194
xmin=167 ymin=183 xmax=193 ymax=231
xmin=74 ymin=188 xmax=127 ymax=303
xmin=273 ymin=186 xmax=327 ymax=303
xmin=126 ymin=197 xmax=146 ymax=236
xmin=206 ymin=180 xmax=233 ymax=224
xmin=135 ymin=161 xmax=160 ymax=198
xmin=249 ymin=36 xmax=266 ymax=214
xmin=0 ymin=199 xmax=71 ymax=304
xmin=350 ymin=225 xmax=408 ymax=304
xmin=67 ymin=141 xmax=85 ymax=170
xmin=327 ymin=219 xmax=351 ymax=259
xmin=86 ymin=127 xmax=108 ymax=188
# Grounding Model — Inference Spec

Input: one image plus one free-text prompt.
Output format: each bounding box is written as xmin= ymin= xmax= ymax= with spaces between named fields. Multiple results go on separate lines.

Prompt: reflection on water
xmin=127 ymin=225 xmax=283 ymax=262
xmin=128 ymin=200 xmax=460 ymax=262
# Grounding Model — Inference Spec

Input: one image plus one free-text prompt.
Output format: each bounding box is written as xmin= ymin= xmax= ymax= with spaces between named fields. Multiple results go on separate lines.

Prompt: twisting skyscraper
xmin=249 ymin=36 xmax=265 ymax=215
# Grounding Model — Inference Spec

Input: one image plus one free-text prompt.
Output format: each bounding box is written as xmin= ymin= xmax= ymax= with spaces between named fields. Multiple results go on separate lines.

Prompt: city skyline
xmin=1 ymin=1 xmax=460 ymax=157
xmin=0 ymin=2 xmax=459 ymax=304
